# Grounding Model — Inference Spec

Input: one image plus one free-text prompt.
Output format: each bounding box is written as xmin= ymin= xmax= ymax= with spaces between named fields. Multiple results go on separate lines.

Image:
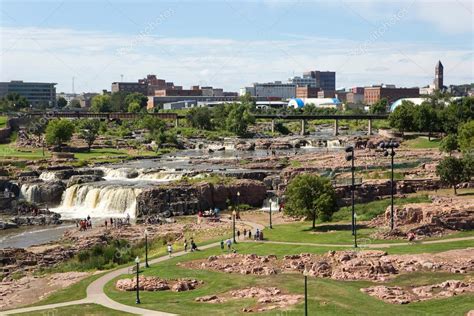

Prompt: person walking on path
xmin=248 ymin=230 xmax=252 ymax=239
xmin=220 ymin=240 xmax=225 ymax=251
xmin=167 ymin=244 xmax=173 ymax=257
xmin=243 ymin=228 xmax=247 ymax=239
xmin=226 ymin=238 xmax=232 ymax=251
xmin=237 ymin=230 xmax=241 ymax=240
xmin=184 ymin=239 xmax=188 ymax=252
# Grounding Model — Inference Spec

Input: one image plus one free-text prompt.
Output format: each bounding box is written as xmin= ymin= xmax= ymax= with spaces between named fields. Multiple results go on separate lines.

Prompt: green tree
xmin=57 ymin=97 xmax=67 ymax=108
xmin=45 ymin=119 xmax=75 ymax=148
xmin=225 ymin=103 xmax=255 ymax=136
xmin=127 ymin=101 xmax=141 ymax=113
xmin=125 ymin=92 xmax=147 ymax=109
xmin=389 ymin=100 xmax=415 ymax=133
xmin=187 ymin=107 xmax=213 ymax=130
xmin=77 ymin=119 xmax=100 ymax=151
xmin=414 ymin=103 xmax=439 ymax=139
xmin=440 ymin=134 xmax=458 ymax=156
xmin=440 ymin=97 xmax=473 ymax=134
xmin=0 ymin=92 xmax=29 ymax=110
xmin=370 ymin=98 xmax=388 ymax=114
xmin=138 ymin=115 xmax=166 ymax=134
xmin=436 ymin=156 xmax=468 ymax=195
xmin=69 ymin=99 xmax=81 ymax=108
xmin=458 ymin=120 xmax=474 ymax=154
xmin=284 ymin=174 xmax=337 ymax=228
xmin=110 ymin=91 xmax=130 ymax=112
xmin=91 ymin=95 xmax=111 ymax=112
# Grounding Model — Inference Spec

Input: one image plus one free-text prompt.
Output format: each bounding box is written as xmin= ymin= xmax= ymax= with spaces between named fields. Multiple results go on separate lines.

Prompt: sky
xmin=0 ymin=0 xmax=473 ymax=93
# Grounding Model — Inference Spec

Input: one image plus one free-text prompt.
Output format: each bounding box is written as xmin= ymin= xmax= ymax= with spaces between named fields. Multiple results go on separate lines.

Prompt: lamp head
xmin=237 ymin=191 xmax=240 ymax=197
xmin=384 ymin=151 xmax=389 ymax=157
xmin=379 ymin=141 xmax=386 ymax=149
xmin=345 ymin=154 xmax=353 ymax=161
xmin=135 ymin=256 xmax=140 ymax=264
xmin=345 ymin=146 xmax=354 ymax=153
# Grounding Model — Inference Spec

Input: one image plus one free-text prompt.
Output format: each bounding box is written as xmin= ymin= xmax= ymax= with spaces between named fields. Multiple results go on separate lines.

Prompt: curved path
xmin=3 ymin=220 xmax=472 ymax=316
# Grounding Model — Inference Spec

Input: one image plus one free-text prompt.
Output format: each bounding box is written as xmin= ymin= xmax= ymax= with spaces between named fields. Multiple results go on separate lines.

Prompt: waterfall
xmin=53 ymin=184 xmax=142 ymax=219
xmin=20 ymin=183 xmax=41 ymax=203
xmin=39 ymin=171 xmax=58 ymax=181
xmin=327 ymin=139 xmax=342 ymax=148
xmin=261 ymin=198 xmax=279 ymax=212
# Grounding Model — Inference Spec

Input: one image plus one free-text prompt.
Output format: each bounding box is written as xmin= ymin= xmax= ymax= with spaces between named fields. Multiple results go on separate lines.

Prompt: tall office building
xmin=0 ymin=81 xmax=56 ymax=107
xmin=303 ymin=70 xmax=336 ymax=91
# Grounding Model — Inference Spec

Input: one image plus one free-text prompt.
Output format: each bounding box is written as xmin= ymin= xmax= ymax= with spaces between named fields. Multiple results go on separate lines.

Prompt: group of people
xmin=104 ymin=214 xmax=130 ymax=229
xmin=183 ymin=238 xmax=198 ymax=252
xmin=17 ymin=204 xmax=44 ymax=216
xmin=234 ymin=228 xmax=264 ymax=241
xmin=77 ymin=215 xmax=92 ymax=231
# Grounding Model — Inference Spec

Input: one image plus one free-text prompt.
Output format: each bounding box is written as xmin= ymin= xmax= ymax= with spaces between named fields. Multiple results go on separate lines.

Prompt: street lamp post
xmin=380 ymin=140 xmax=399 ymax=231
xmin=269 ymin=197 xmax=273 ymax=229
xmin=354 ymin=213 xmax=358 ymax=248
xmin=345 ymin=146 xmax=356 ymax=236
xmin=135 ymin=256 xmax=141 ymax=304
xmin=144 ymin=229 xmax=149 ymax=268
xmin=303 ymin=267 xmax=308 ymax=316
xmin=232 ymin=209 xmax=237 ymax=243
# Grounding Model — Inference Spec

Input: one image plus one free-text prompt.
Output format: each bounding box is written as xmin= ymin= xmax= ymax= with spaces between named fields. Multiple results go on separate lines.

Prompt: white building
xmin=288 ymin=76 xmax=317 ymax=87
xmin=288 ymin=98 xmax=342 ymax=109
xmin=240 ymin=81 xmax=296 ymax=99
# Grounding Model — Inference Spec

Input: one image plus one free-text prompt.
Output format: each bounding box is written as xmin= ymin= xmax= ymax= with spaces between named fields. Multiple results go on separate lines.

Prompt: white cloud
xmin=0 ymin=26 xmax=472 ymax=93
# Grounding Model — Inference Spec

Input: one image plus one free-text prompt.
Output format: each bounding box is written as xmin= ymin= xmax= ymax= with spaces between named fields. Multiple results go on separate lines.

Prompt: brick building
xmin=364 ymin=86 xmax=419 ymax=105
xmin=296 ymin=86 xmax=320 ymax=98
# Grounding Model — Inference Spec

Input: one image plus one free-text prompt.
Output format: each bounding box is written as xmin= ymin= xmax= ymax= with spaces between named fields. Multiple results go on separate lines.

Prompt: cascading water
xmin=53 ymin=183 xmax=142 ymax=219
xmin=261 ymin=198 xmax=280 ymax=212
xmin=20 ymin=183 xmax=42 ymax=203
xmin=39 ymin=172 xmax=58 ymax=181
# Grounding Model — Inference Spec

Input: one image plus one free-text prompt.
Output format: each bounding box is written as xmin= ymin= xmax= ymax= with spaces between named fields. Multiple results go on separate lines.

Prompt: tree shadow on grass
xmin=302 ymin=224 xmax=369 ymax=233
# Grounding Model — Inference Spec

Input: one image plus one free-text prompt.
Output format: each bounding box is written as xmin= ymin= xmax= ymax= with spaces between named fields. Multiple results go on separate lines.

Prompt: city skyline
xmin=1 ymin=0 xmax=473 ymax=93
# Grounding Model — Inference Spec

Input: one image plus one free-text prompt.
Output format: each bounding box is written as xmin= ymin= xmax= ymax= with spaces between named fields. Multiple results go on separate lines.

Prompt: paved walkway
xmin=2 ymin=220 xmax=471 ymax=315
xmin=2 ymin=220 xmax=264 ymax=316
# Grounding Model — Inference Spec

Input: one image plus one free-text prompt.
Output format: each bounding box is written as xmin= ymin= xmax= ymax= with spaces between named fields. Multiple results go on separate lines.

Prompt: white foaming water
xmin=327 ymin=139 xmax=342 ymax=148
xmin=39 ymin=171 xmax=58 ymax=181
xmin=19 ymin=183 xmax=41 ymax=203
xmin=261 ymin=198 xmax=279 ymax=212
xmin=52 ymin=184 xmax=142 ymax=219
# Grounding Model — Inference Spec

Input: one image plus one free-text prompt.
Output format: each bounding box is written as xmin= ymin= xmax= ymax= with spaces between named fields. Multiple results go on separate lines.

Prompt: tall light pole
xmin=144 ymin=229 xmax=149 ymax=268
xmin=380 ymin=140 xmax=399 ymax=231
xmin=269 ymin=197 xmax=273 ymax=229
xmin=303 ymin=267 xmax=308 ymax=316
xmin=354 ymin=213 xmax=358 ymax=248
xmin=232 ymin=209 xmax=237 ymax=243
xmin=135 ymin=256 xmax=141 ymax=304
xmin=345 ymin=146 xmax=355 ymax=235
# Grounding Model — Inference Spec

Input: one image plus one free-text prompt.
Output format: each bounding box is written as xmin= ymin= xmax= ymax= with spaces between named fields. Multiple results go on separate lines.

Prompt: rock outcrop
xmin=115 ymin=276 xmax=202 ymax=292
xmin=361 ymin=280 xmax=474 ymax=304
xmin=136 ymin=179 xmax=267 ymax=217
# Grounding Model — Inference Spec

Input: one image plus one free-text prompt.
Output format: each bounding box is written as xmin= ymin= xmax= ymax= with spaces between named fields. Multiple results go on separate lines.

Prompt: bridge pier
xmin=271 ymin=119 xmax=275 ymax=134
xmin=368 ymin=119 xmax=372 ymax=135
xmin=334 ymin=119 xmax=339 ymax=136
xmin=300 ymin=119 xmax=306 ymax=136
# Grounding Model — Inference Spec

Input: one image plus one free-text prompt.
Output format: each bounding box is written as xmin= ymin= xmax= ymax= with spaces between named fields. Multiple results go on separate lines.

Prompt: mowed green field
xmin=103 ymin=241 xmax=474 ymax=316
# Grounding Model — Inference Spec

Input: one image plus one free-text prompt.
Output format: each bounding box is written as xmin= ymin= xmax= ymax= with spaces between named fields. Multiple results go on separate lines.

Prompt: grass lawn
xmin=0 ymin=116 xmax=8 ymax=128
xmin=402 ymin=137 xmax=441 ymax=149
xmin=27 ymin=272 xmax=106 ymax=307
xmin=331 ymin=195 xmax=431 ymax=222
xmin=0 ymin=143 xmax=50 ymax=160
xmin=104 ymin=242 xmax=474 ymax=316
xmin=10 ymin=304 xmax=136 ymax=316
